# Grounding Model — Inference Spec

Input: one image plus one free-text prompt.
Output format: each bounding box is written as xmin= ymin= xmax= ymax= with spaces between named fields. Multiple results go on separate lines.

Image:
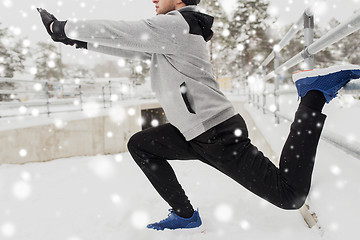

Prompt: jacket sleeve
xmin=64 ymin=12 xmax=188 ymax=55
xmin=87 ymin=43 xmax=152 ymax=61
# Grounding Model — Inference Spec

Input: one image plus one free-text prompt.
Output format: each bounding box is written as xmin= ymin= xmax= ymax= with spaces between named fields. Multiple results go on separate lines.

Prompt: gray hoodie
xmin=65 ymin=6 xmax=236 ymax=141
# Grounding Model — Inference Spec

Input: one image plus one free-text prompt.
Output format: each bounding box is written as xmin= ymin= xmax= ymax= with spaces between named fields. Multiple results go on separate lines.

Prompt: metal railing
xmin=247 ymin=8 xmax=360 ymax=161
xmin=0 ymin=78 xmax=151 ymax=119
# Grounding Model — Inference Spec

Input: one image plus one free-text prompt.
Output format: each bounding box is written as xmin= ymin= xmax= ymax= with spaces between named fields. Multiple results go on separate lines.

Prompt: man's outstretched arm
xmin=45 ymin=13 xmax=151 ymax=60
xmin=63 ymin=14 xmax=186 ymax=55
xmin=87 ymin=43 xmax=152 ymax=61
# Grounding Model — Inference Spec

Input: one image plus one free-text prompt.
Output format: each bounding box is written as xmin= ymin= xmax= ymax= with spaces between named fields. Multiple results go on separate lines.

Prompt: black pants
xmin=127 ymin=105 xmax=326 ymax=217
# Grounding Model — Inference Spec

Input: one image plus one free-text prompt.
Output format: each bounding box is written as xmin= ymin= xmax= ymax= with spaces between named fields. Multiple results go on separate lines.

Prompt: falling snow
xmin=0 ymin=0 xmax=360 ymax=239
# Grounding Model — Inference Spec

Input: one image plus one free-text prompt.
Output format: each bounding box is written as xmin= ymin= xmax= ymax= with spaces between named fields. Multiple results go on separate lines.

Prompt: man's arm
xmin=50 ymin=18 xmax=151 ymax=60
xmin=87 ymin=43 xmax=152 ymax=61
xmin=64 ymin=13 xmax=188 ymax=55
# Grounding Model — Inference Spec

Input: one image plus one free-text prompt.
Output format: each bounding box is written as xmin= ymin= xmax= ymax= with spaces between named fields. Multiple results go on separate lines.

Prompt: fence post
xmin=109 ymin=81 xmax=112 ymax=108
xmin=45 ymin=81 xmax=50 ymax=117
xmin=262 ymin=68 xmax=267 ymax=114
xmin=303 ymin=9 xmax=315 ymax=70
xmin=102 ymin=86 xmax=106 ymax=109
xmin=247 ymin=80 xmax=251 ymax=104
xmin=274 ymin=53 xmax=280 ymax=124
xmin=79 ymin=84 xmax=83 ymax=111
xmin=120 ymin=83 xmax=123 ymax=100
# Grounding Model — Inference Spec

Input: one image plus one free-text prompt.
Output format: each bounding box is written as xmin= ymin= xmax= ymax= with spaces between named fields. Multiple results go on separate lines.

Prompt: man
xmin=38 ymin=0 xmax=360 ymax=231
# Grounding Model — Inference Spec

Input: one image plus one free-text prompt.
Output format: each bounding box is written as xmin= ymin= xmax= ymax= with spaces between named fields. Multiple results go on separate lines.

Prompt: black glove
xmin=51 ymin=36 xmax=88 ymax=49
xmin=37 ymin=8 xmax=87 ymax=49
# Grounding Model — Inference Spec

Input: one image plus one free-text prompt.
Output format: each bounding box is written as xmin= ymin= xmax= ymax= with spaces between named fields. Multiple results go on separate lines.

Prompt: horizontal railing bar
xmin=0 ymin=79 xmax=126 ymax=89
xmin=264 ymin=52 xmax=303 ymax=81
xmin=263 ymin=10 xmax=360 ymax=81
xmin=0 ymin=102 xmax=46 ymax=107
xmin=307 ymin=11 xmax=360 ymax=56
xmin=260 ymin=52 xmax=275 ymax=70
xmin=275 ymin=89 xmax=298 ymax=95
xmin=0 ymin=90 xmax=45 ymax=95
xmin=260 ymin=12 xmax=305 ymax=69
xmin=81 ymin=92 xmax=104 ymax=95
xmin=0 ymin=78 xmax=47 ymax=84
xmin=0 ymin=108 xmax=82 ymax=118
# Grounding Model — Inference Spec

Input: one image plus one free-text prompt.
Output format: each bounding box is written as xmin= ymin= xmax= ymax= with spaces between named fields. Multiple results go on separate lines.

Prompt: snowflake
xmin=239 ymin=220 xmax=251 ymax=230
xmin=33 ymin=83 xmax=42 ymax=91
xmin=131 ymin=211 xmax=150 ymax=229
xmin=118 ymin=59 xmax=126 ymax=67
xmin=111 ymin=194 xmax=122 ymax=204
xmin=222 ymin=29 xmax=230 ymax=37
xmin=31 ymin=109 xmax=40 ymax=117
xmin=214 ymin=204 xmax=233 ymax=222
xmin=249 ymin=14 xmax=256 ymax=22
xmin=111 ymin=94 xmax=119 ymax=102
xmin=135 ymin=65 xmax=143 ymax=73
xmin=115 ymin=154 xmax=123 ymax=162
xmin=128 ymin=108 xmax=136 ymax=116
xmin=330 ymin=165 xmax=341 ymax=176
xmin=234 ymin=129 xmax=242 ymax=137
xmin=18 ymin=106 xmax=27 ymax=114
xmin=54 ymin=118 xmax=65 ymax=128
xmin=2 ymin=0 xmax=13 ymax=8
xmin=88 ymin=157 xmax=115 ymax=180
xmin=151 ymin=119 xmax=159 ymax=127
xmin=13 ymin=181 xmax=32 ymax=200
xmin=273 ymin=44 xmax=281 ymax=52
xmin=269 ymin=104 xmax=277 ymax=113
xmin=237 ymin=44 xmax=245 ymax=51
xmin=1 ymin=223 xmax=16 ymax=237
xmin=47 ymin=61 xmax=56 ymax=68
xmin=19 ymin=149 xmax=27 ymax=157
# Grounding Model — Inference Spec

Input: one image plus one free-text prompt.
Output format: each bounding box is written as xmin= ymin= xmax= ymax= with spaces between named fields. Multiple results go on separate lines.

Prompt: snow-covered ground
xmin=0 ymin=153 xmax=321 ymax=240
xmin=1 ymin=86 xmax=359 ymax=239
xmin=244 ymin=86 xmax=360 ymax=240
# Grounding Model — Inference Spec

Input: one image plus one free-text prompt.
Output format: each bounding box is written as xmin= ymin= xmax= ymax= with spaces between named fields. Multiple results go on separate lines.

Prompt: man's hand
xmin=37 ymin=8 xmax=67 ymax=40
xmin=37 ymin=8 xmax=87 ymax=49
xmin=37 ymin=8 xmax=58 ymax=35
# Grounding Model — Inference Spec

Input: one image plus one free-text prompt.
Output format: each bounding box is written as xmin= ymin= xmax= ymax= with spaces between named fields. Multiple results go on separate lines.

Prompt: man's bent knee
xmin=278 ymin=193 xmax=307 ymax=210
xmin=127 ymin=131 xmax=143 ymax=153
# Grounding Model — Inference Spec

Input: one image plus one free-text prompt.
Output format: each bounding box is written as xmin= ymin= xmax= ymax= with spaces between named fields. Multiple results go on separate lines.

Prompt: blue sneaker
xmin=147 ymin=209 xmax=202 ymax=231
xmin=292 ymin=64 xmax=360 ymax=103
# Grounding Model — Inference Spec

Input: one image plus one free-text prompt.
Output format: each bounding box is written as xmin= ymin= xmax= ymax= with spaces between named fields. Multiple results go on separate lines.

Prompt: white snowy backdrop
xmin=1 ymin=0 xmax=360 ymax=239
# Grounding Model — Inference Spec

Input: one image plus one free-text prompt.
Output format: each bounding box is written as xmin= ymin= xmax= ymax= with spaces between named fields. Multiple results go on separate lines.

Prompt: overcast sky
xmin=1 ymin=0 xmax=360 ymax=69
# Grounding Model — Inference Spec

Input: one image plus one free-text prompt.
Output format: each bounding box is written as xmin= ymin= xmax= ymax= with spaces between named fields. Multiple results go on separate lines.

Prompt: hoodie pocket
xmin=180 ymin=82 xmax=196 ymax=114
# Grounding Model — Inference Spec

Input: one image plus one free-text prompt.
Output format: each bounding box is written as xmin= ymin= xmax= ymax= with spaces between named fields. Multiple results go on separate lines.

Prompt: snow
xmin=0 ymin=153 xmax=322 ymax=240
xmin=244 ymin=88 xmax=360 ymax=240
xmin=1 ymin=87 xmax=359 ymax=238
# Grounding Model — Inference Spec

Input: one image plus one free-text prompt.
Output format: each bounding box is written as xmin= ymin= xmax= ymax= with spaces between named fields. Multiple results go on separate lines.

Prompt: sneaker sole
xmin=147 ymin=221 xmax=202 ymax=231
xmin=292 ymin=64 xmax=360 ymax=83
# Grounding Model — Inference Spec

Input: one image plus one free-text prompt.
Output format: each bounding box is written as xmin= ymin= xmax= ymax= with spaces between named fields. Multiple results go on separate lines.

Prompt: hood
xmin=178 ymin=6 xmax=214 ymax=42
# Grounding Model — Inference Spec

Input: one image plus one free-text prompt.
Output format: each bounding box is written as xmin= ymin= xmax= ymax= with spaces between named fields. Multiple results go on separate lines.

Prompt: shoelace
xmin=158 ymin=209 xmax=175 ymax=224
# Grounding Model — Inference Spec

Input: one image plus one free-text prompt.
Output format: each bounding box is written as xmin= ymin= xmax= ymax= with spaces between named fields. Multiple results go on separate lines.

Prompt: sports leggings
xmin=127 ymin=104 xmax=326 ymax=217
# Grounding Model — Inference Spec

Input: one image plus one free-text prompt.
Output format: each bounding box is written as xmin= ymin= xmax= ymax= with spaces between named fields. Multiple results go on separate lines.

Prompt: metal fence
xmin=0 ymin=78 xmax=152 ymax=119
xmin=247 ymin=8 xmax=360 ymax=160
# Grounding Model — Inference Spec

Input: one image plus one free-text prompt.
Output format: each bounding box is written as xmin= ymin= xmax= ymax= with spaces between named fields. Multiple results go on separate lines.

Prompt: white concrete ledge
xmin=0 ymin=98 xmax=249 ymax=165
xmin=0 ymin=100 xmax=162 ymax=165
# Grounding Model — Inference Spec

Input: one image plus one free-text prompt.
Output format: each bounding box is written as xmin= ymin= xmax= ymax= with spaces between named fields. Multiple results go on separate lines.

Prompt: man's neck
xmin=175 ymin=3 xmax=187 ymax=11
